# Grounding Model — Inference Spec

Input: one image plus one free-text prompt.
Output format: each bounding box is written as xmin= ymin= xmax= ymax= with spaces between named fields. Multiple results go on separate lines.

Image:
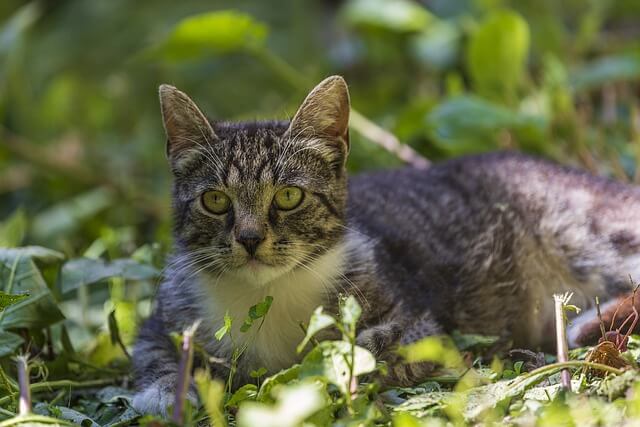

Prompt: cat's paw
xmin=132 ymin=374 xmax=198 ymax=417
xmin=356 ymin=322 xmax=402 ymax=357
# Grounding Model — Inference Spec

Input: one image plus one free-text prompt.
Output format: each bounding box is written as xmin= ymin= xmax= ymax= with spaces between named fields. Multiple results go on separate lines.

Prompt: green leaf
xmin=215 ymin=311 xmax=233 ymax=341
xmin=60 ymin=257 xmax=159 ymax=294
xmin=194 ymin=370 xmax=226 ymax=427
xmin=572 ymin=54 xmax=640 ymax=92
xmin=240 ymin=295 xmax=273 ymax=333
xmin=237 ymin=381 xmax=326 ymax=427
xmin=31 ymin=188 xmax=114 ymax=242
xmin=451 ymin=331 xmax=499 ymax=351
xmin=300 ymin=341 xmax=375 ymax=395
xmin=0 ymin=209 xmax=27 ymax=247
xmin=156 ymin=11 xmax=268 ymax=62
xmin=0 ymin=290 xmax=29 ymax=311
xmin=342 ymin=0 xmax=433 ymax=33
xmin=339 ymin=295 xmax=361 ymax=333
xmin=226 ymin=383 xmax=258 ymax=408
xmin=427 ymin=95 xmax=547 ymax=154
xmin=297 ymin=307 xmax=336 ymax=353
xmin=0 ymin=248 xmax=65 ymax=330
xmin=257 ymin=365 xmax=300 ymax=402
xmin=250 ymin=367 xmax=267 ymax=379
xmin=398 ymin=336 xmax=464 ymax=368
xmin=467 ymin=9 xmax=530 ymax=101
xmin=0 ymin=329 xmax=24 ymax=357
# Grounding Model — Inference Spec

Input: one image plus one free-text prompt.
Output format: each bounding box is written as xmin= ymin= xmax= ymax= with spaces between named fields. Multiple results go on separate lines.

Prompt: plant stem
xmin=16 ymin=356 xmax=31 ymax=415
xmin=554 ymin=293 xmax=572 ymax=392
xmin=249 ymin=47 xmax=430 ymax=168
xmin=173 ymin=322 xmax=199 ymax=424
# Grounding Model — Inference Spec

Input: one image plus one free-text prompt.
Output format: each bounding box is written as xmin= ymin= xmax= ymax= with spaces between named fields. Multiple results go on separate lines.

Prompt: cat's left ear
xmin=285 ymin=76 xmax=350 ymax=165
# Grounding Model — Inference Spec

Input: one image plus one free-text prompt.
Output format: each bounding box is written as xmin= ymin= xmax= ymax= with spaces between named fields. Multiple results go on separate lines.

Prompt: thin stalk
xmin=554 ymin=293 xmax=573 ymax=392
xmin=172 ymin=322 xmax=199 ymax=424
xmin=16 ymin=356 xmax=31 ymax=415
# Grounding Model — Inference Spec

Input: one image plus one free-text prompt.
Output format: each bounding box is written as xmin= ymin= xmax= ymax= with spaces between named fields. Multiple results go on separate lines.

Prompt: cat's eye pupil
xmin=201 ymin=190 xmax=231 ymax=215
xmin=274 ymin=186 xmax=303 ymax=211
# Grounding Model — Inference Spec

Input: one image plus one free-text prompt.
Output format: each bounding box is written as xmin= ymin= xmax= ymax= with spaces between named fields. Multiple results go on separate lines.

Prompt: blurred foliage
xmin=2 ymin=0 xmax=640 ymax=425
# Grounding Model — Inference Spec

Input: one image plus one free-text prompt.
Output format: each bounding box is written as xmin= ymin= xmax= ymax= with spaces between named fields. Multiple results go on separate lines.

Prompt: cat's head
xmin=160 ymin=76 xmax=350 ymax=287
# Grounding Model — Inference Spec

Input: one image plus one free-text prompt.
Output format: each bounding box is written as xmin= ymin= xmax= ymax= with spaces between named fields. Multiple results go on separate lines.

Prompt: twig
xmin=554 ymin=293 xmax=572 ymax=392
xmin=250 ymin=48 xmax=431 ymax=168
xmin=16 ymin=355 xmax=31 ymax=415
xmin=596 ymin=296 xmax=606 ymax=340
xmin=173 ymin=321 xmax=200 ymax=424
xmin=350 ymin=111 xmax=430 ymax=169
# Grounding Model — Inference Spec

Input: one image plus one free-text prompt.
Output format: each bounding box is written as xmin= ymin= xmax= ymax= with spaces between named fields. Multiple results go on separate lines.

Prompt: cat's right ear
xmin=158 ymin=84 xmax=218 ymax=171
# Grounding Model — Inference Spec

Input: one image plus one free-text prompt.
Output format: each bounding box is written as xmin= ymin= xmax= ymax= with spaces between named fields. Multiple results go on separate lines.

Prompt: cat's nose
xmin=236 ymin=230 xmax=265 ymax=256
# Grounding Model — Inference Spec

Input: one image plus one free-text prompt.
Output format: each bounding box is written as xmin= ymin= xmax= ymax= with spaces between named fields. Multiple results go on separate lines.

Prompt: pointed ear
xmin=159 ymin=84 xmax=218 ymax=169
xmin=285 ymin=76 xmax=350 ymax=158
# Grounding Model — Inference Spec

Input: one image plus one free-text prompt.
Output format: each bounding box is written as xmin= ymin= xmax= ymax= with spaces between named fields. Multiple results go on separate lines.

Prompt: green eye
xmin=274 ymin=186 xmax=304 ymax=211
xmin=201 ymin=190 xmax=231 ymax=214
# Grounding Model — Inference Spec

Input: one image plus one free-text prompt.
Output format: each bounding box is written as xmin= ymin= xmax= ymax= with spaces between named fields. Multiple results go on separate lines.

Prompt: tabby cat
xmin=132 ymin=76 xmax=640 ymax=415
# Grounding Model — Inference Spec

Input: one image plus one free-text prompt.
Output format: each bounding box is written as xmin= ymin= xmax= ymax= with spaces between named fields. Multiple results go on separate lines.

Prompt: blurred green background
xmin=2 ymin=0 xmax=640 ymax=254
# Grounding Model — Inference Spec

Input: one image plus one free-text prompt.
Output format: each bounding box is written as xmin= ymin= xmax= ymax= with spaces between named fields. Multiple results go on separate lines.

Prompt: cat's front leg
xmin=356 ymin=312 xmax=442 ymax=387
xmin=131 ymin=314 xmax=198 ymax=416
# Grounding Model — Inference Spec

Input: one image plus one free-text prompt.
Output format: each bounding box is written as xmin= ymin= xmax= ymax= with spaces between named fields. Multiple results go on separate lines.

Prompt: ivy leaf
xmin=226 ymin=383 xmax=258 ymax=408
xmin=297 ymin=307 xmax=336 ymax=353
xmin=240 ymin=296 xmax=273 ymax=333
xmin=300 ymin=341 xmax=375 ymax=395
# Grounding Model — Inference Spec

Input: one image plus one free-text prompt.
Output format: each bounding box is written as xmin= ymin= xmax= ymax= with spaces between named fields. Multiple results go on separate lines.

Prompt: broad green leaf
xmin=297 ymin=307 xmax=336 ymax=353
xmin=300 ymin=341 xmax=375 ymax=395
xmin=0 ymin=290 xmax=29 ymax=311
xmin=31 ymin=188 xmax=114 ymax=242
xmin=342 ymin=0 xmax=433 ymax=33
xmin=257 ymin=365 xmax=300 ymax=402
xmin=237 ymin=381 xmax=326 ymax=427
xmin=427 ymin=96 xmax=547 ymax=154
xmin=467 ymin=10 xmax=529 ymax=101
xmin=226 ymin=383 xmax=258 ymax=408
xmin=0 ymin=249 xmax=65 ymax=330
xmin=157 ymin=11 xmax=268 ymax=61
xmin=0 ymin=209 xmax=27 ymax=247
xmin=0 ymin=246 xmax=65 ymax=265
xmin=34 ymin=403 xmax=100 ymax=427
xmin=215 ymin=311 xmax=232 ymax=341
xmin=0 ymin=329 xmax=24 ymax=357
xmin=572 ymin=54 xmax=640 ymax=92
xmin=60 ymin=257 xmax=159 ymax=294
xmin=398 ymin=336 xmax=464 ymax=368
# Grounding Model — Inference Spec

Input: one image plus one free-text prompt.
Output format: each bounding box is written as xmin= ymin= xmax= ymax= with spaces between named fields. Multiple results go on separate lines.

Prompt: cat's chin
xmin=224 ymin=260 xmax=295 ymax=288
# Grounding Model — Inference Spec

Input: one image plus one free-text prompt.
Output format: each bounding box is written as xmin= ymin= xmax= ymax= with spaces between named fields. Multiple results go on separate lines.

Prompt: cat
xmin=132 ymin=75 xmax=640 ymax=415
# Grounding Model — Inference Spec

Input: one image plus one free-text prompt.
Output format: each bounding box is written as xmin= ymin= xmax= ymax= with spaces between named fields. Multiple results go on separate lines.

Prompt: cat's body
xmin=132 ymin=77 xmax=640 ymax=415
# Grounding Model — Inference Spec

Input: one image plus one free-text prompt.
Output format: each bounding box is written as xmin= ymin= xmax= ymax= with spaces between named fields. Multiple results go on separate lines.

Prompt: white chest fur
xmin=195 ymin=243 xmax=349 ymax=373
